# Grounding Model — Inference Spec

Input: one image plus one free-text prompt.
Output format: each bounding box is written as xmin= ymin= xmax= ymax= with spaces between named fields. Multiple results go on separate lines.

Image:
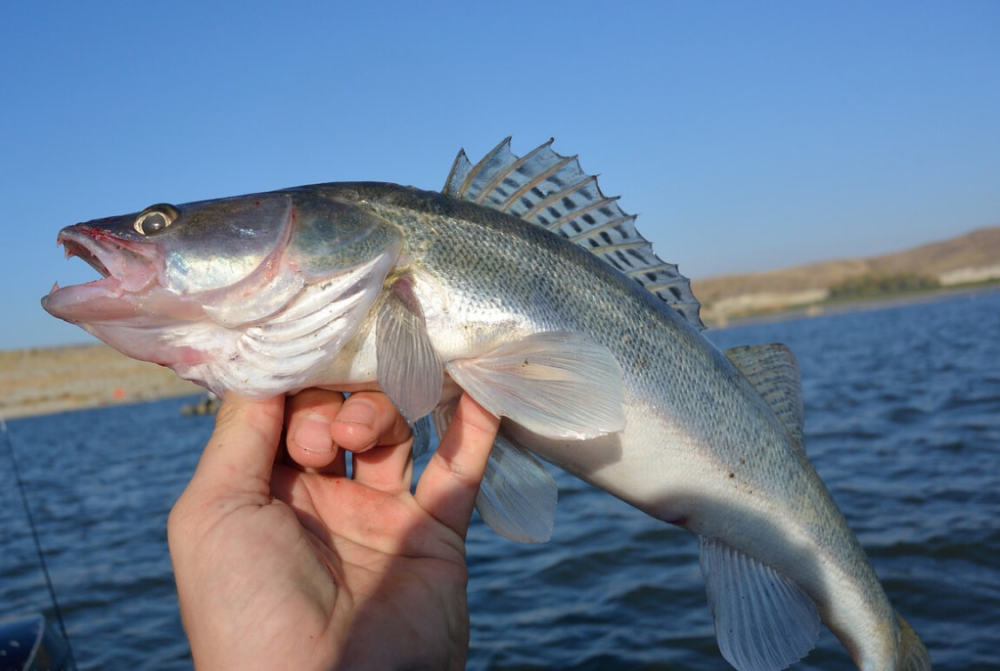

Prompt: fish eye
xmin=134 ymin=204 xmax=179 ymax=235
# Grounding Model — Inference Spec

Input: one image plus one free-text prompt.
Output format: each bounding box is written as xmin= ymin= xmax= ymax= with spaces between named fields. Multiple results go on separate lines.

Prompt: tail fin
xmin=897 ymin=613 xmax=931 ymax=671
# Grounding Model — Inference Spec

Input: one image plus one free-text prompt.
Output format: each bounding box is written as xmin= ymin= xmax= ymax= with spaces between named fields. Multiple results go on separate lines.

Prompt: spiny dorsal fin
xmin=444 ymin=137 xmax=704 ymax=330
xmin=725 ymin=344 xmax=805 ymax=448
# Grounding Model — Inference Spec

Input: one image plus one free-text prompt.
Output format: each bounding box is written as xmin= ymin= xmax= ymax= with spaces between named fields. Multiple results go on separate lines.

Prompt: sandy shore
xmin=0 ymin=344 xmax=202 ymax=419
xmin=711 ymin=284 xmax=1000 ymax=329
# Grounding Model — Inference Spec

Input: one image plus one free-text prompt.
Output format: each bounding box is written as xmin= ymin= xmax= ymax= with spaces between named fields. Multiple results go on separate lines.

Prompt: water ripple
xmin=1 ymin=292 xmax=998 ymax=670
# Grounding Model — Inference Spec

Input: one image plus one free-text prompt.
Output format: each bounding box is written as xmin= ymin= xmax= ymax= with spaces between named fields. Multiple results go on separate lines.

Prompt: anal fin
xmin=699 ymin=537 xmax=820 ymax=671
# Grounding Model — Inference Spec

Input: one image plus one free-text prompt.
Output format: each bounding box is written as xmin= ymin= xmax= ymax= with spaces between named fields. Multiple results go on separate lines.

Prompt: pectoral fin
xmin=376 ymin=278 xmax=443 ymax=422
xmin=699 ymin=537 xmax=820 ymax=671
xmin=411 ymin=414 xmax=433 ymax=459
xmin=445 ymin=331 xmax=625 ymax=440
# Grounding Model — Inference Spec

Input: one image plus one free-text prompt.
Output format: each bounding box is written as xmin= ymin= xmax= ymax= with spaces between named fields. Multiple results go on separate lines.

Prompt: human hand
xmin=167 ymin=389 xmax=500 ymax=671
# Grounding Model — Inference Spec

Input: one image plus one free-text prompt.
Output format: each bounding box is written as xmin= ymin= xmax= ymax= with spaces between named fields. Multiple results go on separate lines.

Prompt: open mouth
xmin=42 ymin=225 xmax=160 ymax=320
xmin=57 ymin=226 xmax=159 ymax=291
xmin=51 ymin=234 xmax=114 ymax=296
xmin=63 ymin=235 xmax=111 ymax=278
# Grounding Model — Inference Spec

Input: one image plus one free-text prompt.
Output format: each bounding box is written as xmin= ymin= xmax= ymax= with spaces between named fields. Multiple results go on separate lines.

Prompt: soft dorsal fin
xmin=444 ymin=137 xmax=704 ymax=330
xmin=725 ymin=344 xmax=805 ymax=447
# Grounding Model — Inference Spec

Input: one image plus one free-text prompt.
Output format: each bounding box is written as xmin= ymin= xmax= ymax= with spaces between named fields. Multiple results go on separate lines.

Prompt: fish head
xmin=43 ymin=195 xmax=287 ymax=318
xmin=42 ymin=188 xmax=402 ymax=392
xmin=41 ymin=194 xmax=295 ymax=357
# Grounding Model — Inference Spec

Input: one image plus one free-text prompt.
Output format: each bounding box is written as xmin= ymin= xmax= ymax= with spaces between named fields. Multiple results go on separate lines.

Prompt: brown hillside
xmin=693 ymin=226 xmax=1000 ymax=308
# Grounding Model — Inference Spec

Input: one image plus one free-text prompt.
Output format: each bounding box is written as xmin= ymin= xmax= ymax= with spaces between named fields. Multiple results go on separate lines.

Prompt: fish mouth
xmin=62 ymin=233 xmax=111 ymax=280
xmin=42 ymin=225 xmax=162 ymax=322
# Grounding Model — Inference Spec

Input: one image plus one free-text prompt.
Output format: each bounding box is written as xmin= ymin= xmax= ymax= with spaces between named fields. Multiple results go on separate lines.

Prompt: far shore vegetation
xmin=827 ymin=272 xmax=940 ymax=300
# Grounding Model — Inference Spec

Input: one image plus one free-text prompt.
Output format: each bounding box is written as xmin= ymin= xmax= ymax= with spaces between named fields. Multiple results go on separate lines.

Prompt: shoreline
xmin=0 ymin=344 xmax=202 ymax=420
xmin=707 ymin=284 xmax=1000 ymax=330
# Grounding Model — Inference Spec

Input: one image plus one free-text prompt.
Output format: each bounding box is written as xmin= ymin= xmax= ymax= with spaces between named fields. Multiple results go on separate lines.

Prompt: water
xmin=2 ymin=291 xmax=998 ymax=670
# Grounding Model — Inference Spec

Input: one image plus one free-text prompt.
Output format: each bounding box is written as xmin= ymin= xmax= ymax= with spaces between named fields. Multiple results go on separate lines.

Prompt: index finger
xmin=414 ymin=394 xmax=499 ymax=537
xmin=186 ymin=392 xmax=285 ymax=499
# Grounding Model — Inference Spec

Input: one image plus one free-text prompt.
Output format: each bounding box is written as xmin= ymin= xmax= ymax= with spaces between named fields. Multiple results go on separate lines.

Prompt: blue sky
xmin=2 ymin=1 xmax=998 ymax=349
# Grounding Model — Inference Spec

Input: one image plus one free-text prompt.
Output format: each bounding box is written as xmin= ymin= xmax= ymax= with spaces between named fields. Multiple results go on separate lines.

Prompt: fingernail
xmin=294 ymin=414 xmax=334 ymax=454
xmin=336 ymin=398 xmax=376 ymax=427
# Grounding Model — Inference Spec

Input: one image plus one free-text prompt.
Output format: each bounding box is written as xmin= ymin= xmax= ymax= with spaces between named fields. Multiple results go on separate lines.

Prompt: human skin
xmin=167 ymin=389 xmax=500 ymax=670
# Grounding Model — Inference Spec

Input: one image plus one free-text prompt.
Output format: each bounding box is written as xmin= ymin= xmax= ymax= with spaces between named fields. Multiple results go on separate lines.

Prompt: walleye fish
xmin=42 ymin=138 xmax=930 ymax=670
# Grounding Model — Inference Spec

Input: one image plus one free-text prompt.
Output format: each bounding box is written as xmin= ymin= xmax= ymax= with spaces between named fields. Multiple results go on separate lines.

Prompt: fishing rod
xmin=1 ymin=417 xmax=78 ymax=671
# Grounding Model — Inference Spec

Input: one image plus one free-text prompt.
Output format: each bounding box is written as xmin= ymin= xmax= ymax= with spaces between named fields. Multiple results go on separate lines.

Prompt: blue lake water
xmin=2 ymin=290 xmax=998 ymax=669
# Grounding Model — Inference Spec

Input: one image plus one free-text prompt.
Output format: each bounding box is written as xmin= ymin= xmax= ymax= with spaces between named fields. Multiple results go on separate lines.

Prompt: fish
xmin=42 ymin=138 xmax=930 ymax=671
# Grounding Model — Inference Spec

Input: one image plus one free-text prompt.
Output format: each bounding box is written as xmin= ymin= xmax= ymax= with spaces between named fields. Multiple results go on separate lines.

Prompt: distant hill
xmin=692 ymin=226 xmax=1000 ymax=325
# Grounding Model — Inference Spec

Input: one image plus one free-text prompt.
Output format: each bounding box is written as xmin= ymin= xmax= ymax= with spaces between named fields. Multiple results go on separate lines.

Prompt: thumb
xmin=188 ymin=392 xmax=286 ymax=499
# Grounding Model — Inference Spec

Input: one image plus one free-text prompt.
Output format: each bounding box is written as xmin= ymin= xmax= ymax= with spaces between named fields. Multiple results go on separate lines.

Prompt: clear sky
xmin=2 ymin=1 xmax=998 ymax=349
